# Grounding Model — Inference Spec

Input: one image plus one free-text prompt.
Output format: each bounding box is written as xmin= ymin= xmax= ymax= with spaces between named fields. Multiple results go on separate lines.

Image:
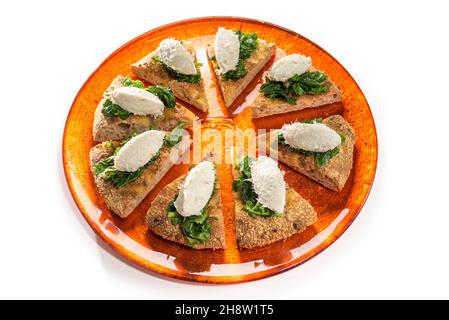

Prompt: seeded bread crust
xmin=146 ymin=175 xmax=225 ymax=250
xmin=207 ymin=39 xmax=276 ymax=107
xmin=93 ymin=75 xmax=196 ymax=142
xmin=268 ymin=115 xmax=356 ymax=191
xmin=131 ymin=43 xmax=209 ymax=112
xmin=232 ymin=167 xmax=317 ymax=249
xmin=89 ymin=135 xmax=191 ymax=218
xmin=250 ymin=69 xmax=342 ymax=119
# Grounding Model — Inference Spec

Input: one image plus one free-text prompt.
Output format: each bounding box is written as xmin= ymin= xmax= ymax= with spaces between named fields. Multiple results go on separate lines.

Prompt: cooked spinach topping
xmin=232 ymin=156 xmax=279 ymax=218
xmin=277 ymin=118 xmax=345 ymax=168
xmin=300 ymin=118 xmax=323 ymax=124
xmin=260 ymin=71 xmax=329 ymax=104
xmin=222 ymin=31 xmax=258 ymax=81
xmin=93 ymin=148 xmax=159 ymax=188
xmin=146 ymin=86 xmax=175 ymax=108
xmin=102 ymin=99 xmax=133 ymax=119
xmin=208 ymin=55 xmax=216 ymax=61
xmin=93 ymin=124 xmax=184 ymax=188
xmin=94 ymin=152 xmax=159 ymax=188
xmin=100 ymin=165 xmax=148 ymax=188
xmin=92 ymin=155 xmax=114 ymax=176
xmin=167 ymin=177 xmax=216 ymax=247
xmin=121 ymin=77 xmax=145 ymax=88
xmin=237 ymin=30 xmax=259 ymax=60
xmin=168 ymin=202 xmax=212 ymax=247
xmin=163 ymin=122 xmax=185 ymax=147
xmin=101 ymin=77 xmax=175 ymax=119
xmin=222 ymin=60 xmax=247 ymax=81
xmin=152 ymin=55 xmax=202 ymax=84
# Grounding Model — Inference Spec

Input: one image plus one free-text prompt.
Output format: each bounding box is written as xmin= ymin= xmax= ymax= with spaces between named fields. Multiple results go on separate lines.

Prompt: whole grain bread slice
xmin=89 ymin=135 xmax=190 ymax=218
xmin=207 ymin=39 xmax=276 ymax=107
xmin=267 ymin=115 xmax=356 ymax=191
xmin=93 ymin=75 xmax=196 ymax=142
xmin=146 ymin=175 xmax=225 ymax=250
xmin=131 ymin=43 xmax=209 ymax=112
xmin=232 ymin=167 xmax=317 ymax=249
xmin=251 ymin=69 xmax=342 ymax=119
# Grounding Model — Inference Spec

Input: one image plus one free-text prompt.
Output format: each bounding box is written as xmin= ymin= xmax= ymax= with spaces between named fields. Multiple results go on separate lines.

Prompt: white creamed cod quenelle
xmin=214 ymin=27 xmax=240 ymax=74
xmin=271 ymin=54 xmax=312 ymax=82
xmin=110 ymin=86 xmax=165 ymax=117
xmin=281 ymin=122 xmax=341 ymax=153
xmin=250 ymin=156 xmax=286 ymax=213
xmin=157 ymin=38 xmax=197 ymax=75
xmin=114 ymin=130 xmax=166 ymax=172
xmin=174 ymin=161 xmax=216 ymax=217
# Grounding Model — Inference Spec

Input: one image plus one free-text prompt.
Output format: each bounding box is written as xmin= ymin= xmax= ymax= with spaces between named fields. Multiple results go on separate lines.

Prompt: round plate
xmin=63 ymin=17 xmax=377 ymax=283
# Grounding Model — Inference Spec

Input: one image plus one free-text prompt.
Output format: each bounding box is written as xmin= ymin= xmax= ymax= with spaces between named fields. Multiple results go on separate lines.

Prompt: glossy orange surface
xmin=63 ymin=17 xmax=377 ymax=283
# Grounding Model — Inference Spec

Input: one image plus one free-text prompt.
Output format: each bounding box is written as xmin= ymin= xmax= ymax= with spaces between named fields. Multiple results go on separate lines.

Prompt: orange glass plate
xmin=63 ymin=17 xmax=377 ymax=283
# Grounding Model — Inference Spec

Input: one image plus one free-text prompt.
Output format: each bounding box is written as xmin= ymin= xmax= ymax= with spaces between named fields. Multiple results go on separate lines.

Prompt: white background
xmin=1 ymin=0 xmax=448 ymax=300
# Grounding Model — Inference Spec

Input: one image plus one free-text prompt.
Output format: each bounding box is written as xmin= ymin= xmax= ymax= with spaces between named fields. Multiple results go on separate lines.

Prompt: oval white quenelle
xmin=250 ymin=156 xmax=286 ymax=214
xmin=214 ymin=27 xmax=240 ymax=74
xmin=110 ymin=86 xmax=165 ymax=117
xmin=174 ymin=161 xmax=216 ymax=217
xmin=114 ymin=130 xmax=166 ymax=172
xmin=157 ymin=38 xmax=197 ymax=75
xmin=281 ymin=122 xmax=341 ymax=153
xmin=271 ymin=54 xmax=312 ymax=82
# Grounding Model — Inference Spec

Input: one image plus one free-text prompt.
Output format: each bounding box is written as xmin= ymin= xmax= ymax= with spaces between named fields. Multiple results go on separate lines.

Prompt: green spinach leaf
xmin=102 ymin=77 xmax=176 ymax=118
xmin=232 ymin=156 xmax=278 ymax=218
xmin=260 ymin=71 xmax=328 ymax=104
xmin=146 ymin=86 xmax=175 ymax=108
xmin=92 ymin=132 xmax=160 ymax=188
xmin=182 ymin=210 xmax=212 ymax=246
xmin=260 ymin=81 xmax=296 ymax=104
xmin=222 ymin=60 xmax=247 ymax=81
xmin=122 ymin=77 xmax=145 ymax=88
xmin=244 ymin=199 xmax=281 ymax=218
xmin=167 ymin=199 xmax=212 ymax=247
xmin=93 ymin=155 xmax=114 ymax=176
xmin=315 ymin=147 xmax=340 ymax=168
xmin=101 ymin=99 xmax=133 ymax=119
xmin=167 ymin=205 xmax=184 ymax=225
xmin=289 ymin=72 xmax=328 ymax=95
xmin=152 ymin=55 xmax=201 ymax=84
xmin=221 ymin=31 xmax=258 ymax=81
xmin=277 ymin=121 xmax=344 ymax=168
xmin=300 ymin=118 xmax=323 ymax=124
xmin=101 ymin=77 xmax=145 ymax=119
xmin=237 ymin=31 xmax=258 ymax=60
xmin=163 ymin=122 xmax=185 ymax=147
xmin=103 ymin=166 xmax=144 ymax=188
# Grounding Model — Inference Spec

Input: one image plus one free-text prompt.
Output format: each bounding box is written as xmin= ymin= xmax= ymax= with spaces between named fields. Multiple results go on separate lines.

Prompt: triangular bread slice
xmin=207 ymin=38 xmax=276 ymax=107
xmin=89 ymin=135 xmax=190 ymax=218
xmin=93 ymin=75 xmax=196 ymax=142
xmin=267 ymin=115 xmax=356 ymax=191
xmin=146 ymin=175 xmax=225 ymax=249
xmin=251 ymin=68 xmax=342 ymax=119
xmin=232 ymin=167 xmax=317 ymax=249
xmin=131 ymin=43 xmax=208 ymax=112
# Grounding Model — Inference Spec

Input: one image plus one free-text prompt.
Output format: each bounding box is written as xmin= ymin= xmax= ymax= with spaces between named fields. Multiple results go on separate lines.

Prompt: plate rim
xmin=62 ymin=16 xmax=378 ymax=284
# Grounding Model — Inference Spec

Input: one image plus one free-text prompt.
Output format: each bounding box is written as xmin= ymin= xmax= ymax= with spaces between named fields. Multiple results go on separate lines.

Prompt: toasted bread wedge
xmin=93 ymin=75 xmax=196 ymax=142
xmin=251 ymin=68 xmax=342 ymax=119
xmin=268 ymin=115 xmax=356 ymax=191
xmin=131 ymin=43 xmax=208 ymax=112
xmin=89 ymin=135 xmax=190 ymax=218
xmin=207 ymin=39 xmax=276 ymax=107
xmin=146 ymin=175 xmax=225 ymax=249
xmin=232 ymin=168 xmax=317 ymax=249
